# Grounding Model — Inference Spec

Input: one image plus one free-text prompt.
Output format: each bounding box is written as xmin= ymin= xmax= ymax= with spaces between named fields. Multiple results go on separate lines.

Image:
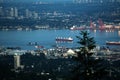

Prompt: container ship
xmin=106 ymin=41 xmax=120 ymax=45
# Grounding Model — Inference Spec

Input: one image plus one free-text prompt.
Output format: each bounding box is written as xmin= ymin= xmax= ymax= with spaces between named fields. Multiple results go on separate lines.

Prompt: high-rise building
xmin=0 ymin=7 xmax=3 ymax=16
xmin=10 ymin=8 xmax=14 ymax=17
xmin=14 ymin=55 xmax=20 ymax=69
xmin=10 ymin=7 xmax=18 ymax=18
xmin=25 ymin=9 xmax=32 ymax=18
xmin=33 ymin=11 xmax=38 ymax=19
xmin=14 ymin=7 xmax=18 ymax=17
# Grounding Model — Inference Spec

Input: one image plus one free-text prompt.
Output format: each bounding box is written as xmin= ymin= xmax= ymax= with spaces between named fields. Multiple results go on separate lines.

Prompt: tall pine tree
xmin=71 ymin=31 xmax=108 ymax=80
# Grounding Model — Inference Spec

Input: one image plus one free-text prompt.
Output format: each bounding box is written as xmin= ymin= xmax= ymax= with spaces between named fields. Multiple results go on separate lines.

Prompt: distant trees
xmin=71 ymin=31 xmax=108 ymax=80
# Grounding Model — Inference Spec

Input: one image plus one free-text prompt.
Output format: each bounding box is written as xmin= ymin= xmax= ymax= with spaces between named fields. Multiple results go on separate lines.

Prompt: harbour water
xmin=0 ymin=29 xmax=120 ymax=50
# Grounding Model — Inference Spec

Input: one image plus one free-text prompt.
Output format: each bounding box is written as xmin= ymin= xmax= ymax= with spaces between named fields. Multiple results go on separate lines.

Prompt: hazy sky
xmin=13 ymin=0 xmax=72 ymax=3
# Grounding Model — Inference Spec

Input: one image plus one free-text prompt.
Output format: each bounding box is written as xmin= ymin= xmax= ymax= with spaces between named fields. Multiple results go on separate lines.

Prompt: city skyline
xmin=0 ymin=0 xmax=120 ymax=80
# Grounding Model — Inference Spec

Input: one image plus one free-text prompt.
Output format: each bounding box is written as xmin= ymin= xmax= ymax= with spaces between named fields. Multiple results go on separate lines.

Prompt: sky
xmin=11 ymin=0 xmax=72 ymax=3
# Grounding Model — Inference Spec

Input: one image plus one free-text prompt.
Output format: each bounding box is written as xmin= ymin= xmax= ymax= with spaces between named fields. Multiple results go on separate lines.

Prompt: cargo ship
xmin=70 ymin=25 xmax=86 ymax=30
xmin=106 ymin=41 xmax=120 ymax=45
xmin=56 ymin=37 xmax=73 ymax=42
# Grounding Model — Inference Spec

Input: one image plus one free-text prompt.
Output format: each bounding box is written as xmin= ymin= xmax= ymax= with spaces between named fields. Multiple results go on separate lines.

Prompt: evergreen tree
xmin=71 ymin=31 xmax=108 ymax=80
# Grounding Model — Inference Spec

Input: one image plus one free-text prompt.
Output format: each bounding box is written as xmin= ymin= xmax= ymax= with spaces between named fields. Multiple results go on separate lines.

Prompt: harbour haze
xmin=0 ymin=29 xmax=120 ymax=50
xmin=0 ymin=1 xmax=120 ymax=80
